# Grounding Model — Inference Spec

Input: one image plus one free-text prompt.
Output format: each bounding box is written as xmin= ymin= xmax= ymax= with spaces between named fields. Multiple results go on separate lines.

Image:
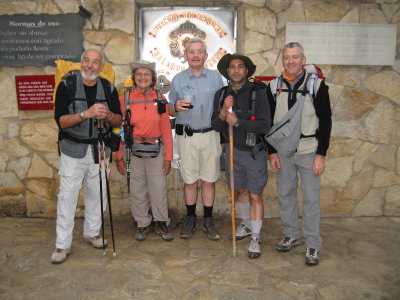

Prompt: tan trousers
xmin=130 ymin=146 xmax=169 ymax=227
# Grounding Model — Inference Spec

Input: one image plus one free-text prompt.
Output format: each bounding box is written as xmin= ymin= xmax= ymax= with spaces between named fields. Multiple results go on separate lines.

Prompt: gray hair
xmin=184 ymin=37 xmax=207 ymax=53
xmin=81 ymin=49 xmax=105 ymax=65
xmin=283 ymin=42 xmax=304 ymax=57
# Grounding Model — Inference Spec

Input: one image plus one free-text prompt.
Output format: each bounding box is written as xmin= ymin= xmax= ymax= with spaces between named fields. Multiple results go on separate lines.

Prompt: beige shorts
xmin=177 ymin=130 xmax=221 ymax=184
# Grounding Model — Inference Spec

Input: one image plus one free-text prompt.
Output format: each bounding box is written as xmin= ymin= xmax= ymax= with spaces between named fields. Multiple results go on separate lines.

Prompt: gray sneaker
xmin=276 ymin=237 xmax=301 ymax=252
xmin=306 ymin=248 xmax=320 ymax=266
xmin=235 ymin=222 xmax=252 ymax=240
xmin=203 ymin=217 xmax=221 ymax=241
xmin=50 ymin=248 xmax=71 ymax=264
xmin=154 ymin=221 xmax=174 ymax=241
xmin=180 ymin=216 xmax=196 ymax=239
xmin=135 ymin=226 xmax=151 ymax=241
xmin=247 ymin=237 xmax=261 ymax=258
xmin=83 ymin=235 xmax=108 ymax=249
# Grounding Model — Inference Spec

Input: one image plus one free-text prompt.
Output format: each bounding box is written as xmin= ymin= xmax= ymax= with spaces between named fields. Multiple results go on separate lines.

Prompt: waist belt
xmin=176 ymin=124 xmax=213 ymax=136
xmin=60 ymin=131 xmax=97 ymax=144
xmin=192 ymin=127 xmax=213 ymax=133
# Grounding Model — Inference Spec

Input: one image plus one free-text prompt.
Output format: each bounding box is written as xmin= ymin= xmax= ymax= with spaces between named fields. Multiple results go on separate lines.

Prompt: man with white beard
xmin=51 ymin=49 xmax=122 ymax=264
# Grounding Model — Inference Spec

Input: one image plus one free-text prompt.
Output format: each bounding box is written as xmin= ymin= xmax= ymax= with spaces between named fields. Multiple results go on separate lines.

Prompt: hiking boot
xmin=203 ymin=217 xmax=221 ymax=241
xmin=83 ymin=235 xmax=108 ymax=249
xmin=247 ymin=237 xmax=261 ymax=258
xmin=50 ymin=248 xmax=71 ymax=264
xmin=135 ymin=226 xmax=151 ymax=241
xmin=306 ymin=248 xmax=320 ymax=266
xmin=180 ymin=215 xmax=196 ymax=239
xmin=235 ymin=222 xmax=252 ymax=240
xmin=154 ymin=221 xmax=174 ymax=241
xmin=276 ymin=237 xmax=301 ymax=252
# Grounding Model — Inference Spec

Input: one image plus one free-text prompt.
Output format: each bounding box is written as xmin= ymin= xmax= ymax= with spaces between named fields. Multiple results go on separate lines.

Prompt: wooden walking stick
xmin=229 ymin=107 xmax=236 ymax=257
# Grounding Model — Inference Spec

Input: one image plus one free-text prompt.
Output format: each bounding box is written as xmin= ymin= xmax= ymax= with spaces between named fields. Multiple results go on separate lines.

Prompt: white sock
xmin=238 ymin=202 xmax=251 ymax=228
xmin=251 ymin=220 xmax=263 ymax=239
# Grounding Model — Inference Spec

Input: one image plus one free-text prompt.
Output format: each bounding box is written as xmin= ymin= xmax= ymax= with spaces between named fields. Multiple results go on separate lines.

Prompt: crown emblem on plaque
xmin=169 ymin=20 xmax=206 ymax=63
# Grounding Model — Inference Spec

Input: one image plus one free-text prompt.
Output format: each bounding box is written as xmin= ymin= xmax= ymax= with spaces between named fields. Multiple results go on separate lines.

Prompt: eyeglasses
xmin=135 ymin=73 xmax=152 ymax=77
xmin=283 ymin=55 xmax=302 ymax=61
xmin=186 ymin=50 xmax=205 ymax=55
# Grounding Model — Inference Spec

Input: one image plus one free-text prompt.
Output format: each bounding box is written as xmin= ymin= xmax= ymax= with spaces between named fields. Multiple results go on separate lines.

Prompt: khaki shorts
xmin=177 ymin=130 xmax=221 ymax=184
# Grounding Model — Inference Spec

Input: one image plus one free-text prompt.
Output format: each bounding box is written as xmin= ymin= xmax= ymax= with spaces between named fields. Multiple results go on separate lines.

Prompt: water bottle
xmin=246 ymin=115 xmax=256 ymax=146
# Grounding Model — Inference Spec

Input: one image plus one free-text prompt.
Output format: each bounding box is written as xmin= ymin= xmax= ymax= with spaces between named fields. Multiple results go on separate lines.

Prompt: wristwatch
xmin=234 ymin=121 xmax=239 ymax=128
xmin=79 ymin=111 xmax=85 ymax=120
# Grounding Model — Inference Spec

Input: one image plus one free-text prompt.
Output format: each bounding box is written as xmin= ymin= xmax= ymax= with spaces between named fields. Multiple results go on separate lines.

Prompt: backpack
xmin=266 ymin=64 xmax=325 ymax=157
xmin=271 ymin=64 xmax=324 ymax=106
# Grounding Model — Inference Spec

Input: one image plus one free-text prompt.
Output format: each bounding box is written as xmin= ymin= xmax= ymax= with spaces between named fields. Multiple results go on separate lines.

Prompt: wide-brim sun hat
xmin=217 ymin=53 xmax=256 ymax=80
xmin=130 ymin=60 xmax=156 ymax=73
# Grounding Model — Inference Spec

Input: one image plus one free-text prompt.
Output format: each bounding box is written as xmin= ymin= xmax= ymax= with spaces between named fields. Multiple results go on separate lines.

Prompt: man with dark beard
xmin=51 ymin=49 xmax=122 ymax=264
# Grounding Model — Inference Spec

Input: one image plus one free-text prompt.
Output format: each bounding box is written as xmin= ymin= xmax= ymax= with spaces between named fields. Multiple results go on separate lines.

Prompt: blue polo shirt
xmin=169 ymin=68 xmax=223 ymax=129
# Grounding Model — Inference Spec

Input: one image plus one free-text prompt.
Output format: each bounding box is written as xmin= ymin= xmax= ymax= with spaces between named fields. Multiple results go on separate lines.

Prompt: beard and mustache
xmin=80 ymin=67 xmax=99 ymax=81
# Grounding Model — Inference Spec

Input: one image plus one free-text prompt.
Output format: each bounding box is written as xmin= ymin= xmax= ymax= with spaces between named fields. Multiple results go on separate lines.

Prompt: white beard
xmin=80 ymin=69 xmax=98 ymax=81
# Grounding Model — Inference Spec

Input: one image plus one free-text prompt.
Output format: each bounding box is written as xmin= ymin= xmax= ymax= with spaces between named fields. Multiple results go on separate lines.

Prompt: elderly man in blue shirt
xmin=169 ymin=38 xmax=224 ymax=240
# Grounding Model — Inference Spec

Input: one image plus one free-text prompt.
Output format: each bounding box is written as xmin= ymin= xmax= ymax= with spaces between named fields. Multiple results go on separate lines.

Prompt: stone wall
xmin=0 ymin=0 xmax=399 ymax=219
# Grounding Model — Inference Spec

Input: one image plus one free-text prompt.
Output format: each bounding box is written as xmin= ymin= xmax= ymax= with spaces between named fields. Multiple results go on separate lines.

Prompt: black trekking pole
xmin=100 ymin=133 xmax=116 ymax=257
xmin=97 ymin=120 xmax=106 ymax=255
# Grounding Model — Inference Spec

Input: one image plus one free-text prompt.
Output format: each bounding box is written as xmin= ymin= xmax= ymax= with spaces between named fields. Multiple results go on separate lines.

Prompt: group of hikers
xmin=51 ymin=38 xmax=332 ymax=267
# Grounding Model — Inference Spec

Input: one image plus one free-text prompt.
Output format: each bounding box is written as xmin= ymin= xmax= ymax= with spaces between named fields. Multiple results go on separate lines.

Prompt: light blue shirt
xmin=169 ymin=68 xmax=223 ymax=129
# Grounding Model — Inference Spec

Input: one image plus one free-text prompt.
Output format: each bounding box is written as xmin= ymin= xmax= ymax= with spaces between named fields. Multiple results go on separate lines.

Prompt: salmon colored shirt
xmin=116 ymin=88 xmax=172 ymax=161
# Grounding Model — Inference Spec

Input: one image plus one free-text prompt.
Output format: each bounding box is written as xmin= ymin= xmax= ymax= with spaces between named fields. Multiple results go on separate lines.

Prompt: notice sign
xmin=0 ymin=14 xmax=85 ymax=67
xmin=15 ymin=75 xmax=55 ymax=110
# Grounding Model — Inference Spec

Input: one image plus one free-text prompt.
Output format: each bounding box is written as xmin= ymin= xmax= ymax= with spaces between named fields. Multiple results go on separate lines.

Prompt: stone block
xmin=373 ymin=169 xmax=400 ymax=188
xmin=27 ymin=154 xmax=53 ymax=179
xmin=331 ymin=120 xmax=367 ymax=140
xmin=333 ymin=88 xmax=383 ymax=120
xmin=245 ymin=6 xmax=276 ymax=36
xmin=328 ymin=137 xmax=362 ymax=159
xmin=340 ymin=7 xmax=360 ymax=23
xmin=5 ymin=138 xmax=30 ymax=158
xmin=341 ymin=166 xmax=373 ymax=201
xmin=266 ymin=0 xmax=292 ymax=13
xmin=25 ymin=190 xmax=56 ymax=217
xmin=241 ymin=0 xmax=266 ymax=8
xmin=369 ymin=144 xmax=397 ymax=171
xmin=385 ymin=185 xmax=400 ymax=215
xmin=366 ymin=100 xmax=395 ymax=144
xmin=325 ymin=82 xmax=343 ymax=110
xmin=364 ymin=71 xmax=400 ymax=105
xmin=277 ymin=0 xmax=305 ymax=31
xmin=360 ymin=3 xmax=388 ymax=24
xmin=352 ymin=188 xmax=385 ymax=217
xmin=0 ymin=172 xmax=23 ymax=197
xmin=20 ymin=119 xmax=59 ymax=153
xmin=103 ymin=0 xmax=135 ymax=33
xmin=334 ymin=66 xmax=367 ymax=88
xmin=0 ymin=153 xmax=7 ymax=172
xmin=26 ymin=179 xmax=53 ymax=199
xmin=8 ymin=123 xmax=19 ymax=138
xmin=305 ymin=1 xmax=349 ymax=22
xmin=7 ymin=157 xmax=31 ymax=180
xmin=353 ymin=142 xmax=378 ymax=173
xmin=0 ymin=71 xmax=18 ymax=119
xmin=243 ymin=31 xmax=274 ymax=54
xmin=104 ymin=34 xmax=135 ymax=65
xmin=321 ymin=157 xmax=353 ymax=188
xmin=0 ymin=194 xmax=25 ymax=216
xmin=83 ymin=31 xmax=113 ymax=45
